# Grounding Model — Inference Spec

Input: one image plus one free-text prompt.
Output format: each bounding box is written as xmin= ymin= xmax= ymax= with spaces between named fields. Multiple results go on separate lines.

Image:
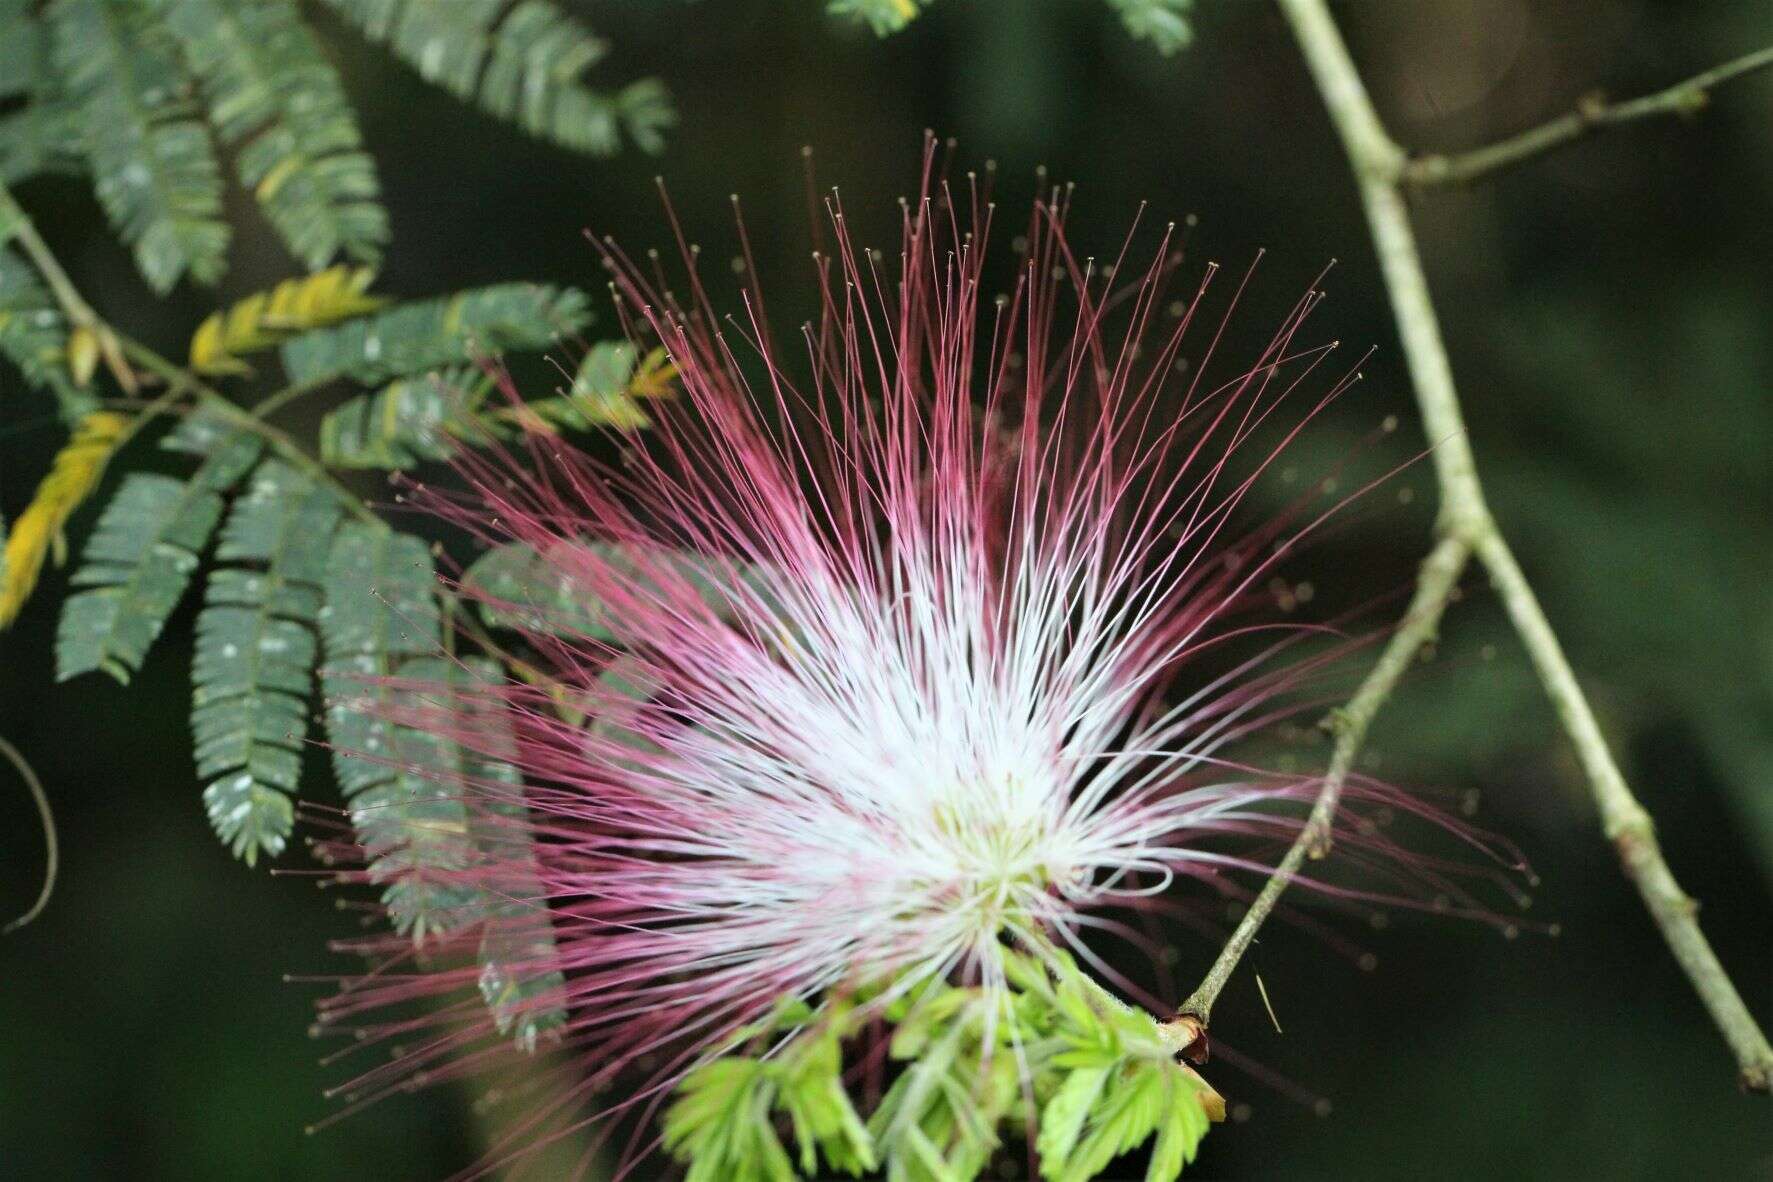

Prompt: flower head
xmin=316 ymin=149 xmax=1516 ymax=1173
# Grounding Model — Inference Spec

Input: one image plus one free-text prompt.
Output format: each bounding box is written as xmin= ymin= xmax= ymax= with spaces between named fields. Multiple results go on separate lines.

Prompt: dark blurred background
xmin=3 ymin=1 xmax=1771 ymax=1177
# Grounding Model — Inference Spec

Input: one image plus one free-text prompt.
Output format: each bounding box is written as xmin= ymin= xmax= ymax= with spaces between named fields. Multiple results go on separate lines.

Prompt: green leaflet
xmin=667 ymin=951 xmax=1219 ymax=1182
xmin=0 ymin=247 xmax=91 ymax=421
xmin=317 ymin=366 xmax=480 ymax=469
xmin=157 ymin=0 xmax=388 ymax=270
xmin=48 ymin=0 xmax=229 ymax=292
xmin=0 ymin=100 xmax=86 ymax=186
xmin=278 ymin=282 xmax=591 ymax=387
xmin=830 ymin=0 xmax=1193 ymax=54
xmin=193 ymin=459 xmax=340 ymax=862
xmin=1036 ymin=1066 xmax=1113 ymax=1170
xmin=666 ymin=1025 xmax=875 ymax=1182
xmin=460 ymin=539 xmax=616 ymax=639
xmin=319 ymin=0 xmax=675 ymax=155
xmin=868 ymin=999 xmax=1019 ymax=1182
xmin=513 ymin=339 xmax=661 ymax=433
xmin=1144 ymin=1071 xmax=1212 ymax=1182
xmin=317 ymin=341 xmax=667 ymax=471
xmin=826 ymin=0 xmax=929 ymax=37
xmin=0 ymin=1 xmax=43 ymax=101
xmin=318 ymin=523 xmax=477 ymax=940
xmin=56 ymin=431 xmax=263 ymax=683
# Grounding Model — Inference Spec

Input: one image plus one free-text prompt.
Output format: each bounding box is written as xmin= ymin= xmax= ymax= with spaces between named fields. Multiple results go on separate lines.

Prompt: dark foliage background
xmin=3 ymin=1 xmax=1770 ymax=1177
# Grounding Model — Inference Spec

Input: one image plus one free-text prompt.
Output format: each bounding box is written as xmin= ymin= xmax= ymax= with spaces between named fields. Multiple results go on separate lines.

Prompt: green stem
xmin=0 ymin=182 xmax=135 ymax=392
xmin=1404 ymin=45 xmax=1773 ymax=188
xmin=3 ymin=178 xmax=380 ymax=530
xmin=1172 ymin=534 xmax=1469 ymax=1031
xmin=117 ymin=338 xmax=381 ymax=527
xmin=1221 ymin=0 xmax=1773 ymax=1094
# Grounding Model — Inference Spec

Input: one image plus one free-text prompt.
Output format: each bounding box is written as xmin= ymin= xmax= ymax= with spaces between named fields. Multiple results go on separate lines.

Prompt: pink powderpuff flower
xmin=313 ymin=146 xmax=1523 ymax=1171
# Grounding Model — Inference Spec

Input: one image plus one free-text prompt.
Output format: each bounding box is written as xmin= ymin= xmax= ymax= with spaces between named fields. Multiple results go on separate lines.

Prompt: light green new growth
xmin=664 ymin=949 xmax=1219 ymax=1182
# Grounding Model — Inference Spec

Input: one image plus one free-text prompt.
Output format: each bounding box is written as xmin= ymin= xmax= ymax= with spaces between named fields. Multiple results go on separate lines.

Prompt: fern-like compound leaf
xmin=320 ymin=0 xmax=674 ymax=156
xmin=188 ymin=264 xmax=383 ymax=376
xmin=194 ymin=459 xmax=341 ymax=862
xmin=317 ymin=366 xmax=479 ymax=469
xmin=0 ymin=101 xmax=86 ymax=186
xmin=56 ymin=430 xmax=262 ymax=683
xmin=319 ymin=523 xmax=480 ymax=940
xmin=462 ymin=539 xmax=778 ymax=640
xmin=49 ymin=0 xmax=229 ymax=292
xmin=278 ymin=282 xmax=591 ymax=387
xmin=159 ymin=0 xmax=389 ymax=271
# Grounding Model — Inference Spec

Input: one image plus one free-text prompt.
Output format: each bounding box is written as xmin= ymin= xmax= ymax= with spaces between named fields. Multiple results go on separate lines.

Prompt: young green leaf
xmin=1036 ymin=1065 xmax=1112 ymax=1173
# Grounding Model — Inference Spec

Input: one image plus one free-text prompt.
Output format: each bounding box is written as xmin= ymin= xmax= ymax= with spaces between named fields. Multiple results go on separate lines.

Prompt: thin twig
xmin=1475 ymin=529 xmax=1773 ymax=1090
xmin=1216 ymin=0 xmax=1773 ymax=1093
xmin=1 ymin=734 xmax=58 ymax=934
xmin=1169 ymin=534 xmax=1469 ymax=1029
xmin=0 ymin=183 xmax=136 ymax=394
xmin=2 ymin=184 xmax=384 ymax=529
xmin=116 ymin=338 xmax=383 ymax=528
xmin=1404 ymin=45 xmax=1773 ymax=188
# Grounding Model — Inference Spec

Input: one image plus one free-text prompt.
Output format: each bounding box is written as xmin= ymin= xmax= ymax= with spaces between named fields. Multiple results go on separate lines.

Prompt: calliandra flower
xmin=313 ymin=151 xmax=1523 ymax=1173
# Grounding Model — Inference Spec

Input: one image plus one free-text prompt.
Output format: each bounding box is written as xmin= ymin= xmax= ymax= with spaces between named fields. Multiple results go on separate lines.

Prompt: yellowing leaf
xmin=629 ymin=345 xmax=678 ymax=399
xmin=66 ymin=324 xmax=99 ymax=387
xmin=188 ymin=265 xmax=383 ymax=377
xmin=492 ymin=340 xmax=678 ymax=434
xmin=0 ymin=410 xmax=129 ymax=627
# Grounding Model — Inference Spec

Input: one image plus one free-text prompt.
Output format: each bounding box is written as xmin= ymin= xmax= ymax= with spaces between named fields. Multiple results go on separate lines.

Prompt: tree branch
xmin=1403 ymin=45 xmax=1773 ymax=188
xmin=1170 ymin=533 xmax=1471 ymax=1030
xmin=1187 ymin=0 xmax=1773 ymax=1093
xmin=1474 ymin=529 xmax=1773 ymax=1091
